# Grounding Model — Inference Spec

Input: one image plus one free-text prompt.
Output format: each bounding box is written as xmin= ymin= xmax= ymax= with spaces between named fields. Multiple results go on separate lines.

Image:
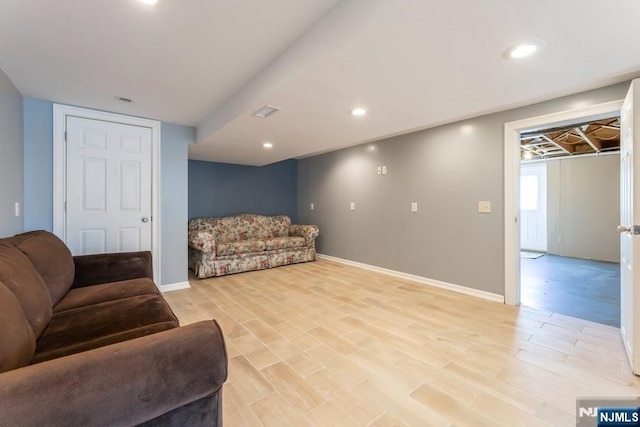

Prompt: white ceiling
xmin=1 ymin=0 xmax=640 ymax=166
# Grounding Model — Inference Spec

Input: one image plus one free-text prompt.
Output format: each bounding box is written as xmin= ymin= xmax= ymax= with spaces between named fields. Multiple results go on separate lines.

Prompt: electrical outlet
xmin=478 ymin=201 xmax=491 ymax=213
xmin=310 ymin=203 xmax=314 ymax=210
xmin=411 ymin=202 xmax=418 ymax=212
xmin=350 ymin=202 xmax=356 ymax=211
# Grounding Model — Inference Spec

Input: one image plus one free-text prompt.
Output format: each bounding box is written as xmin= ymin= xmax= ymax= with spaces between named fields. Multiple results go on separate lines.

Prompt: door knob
xmin=618 ymin=225 xmax=631 ymax=233
xmin=141 ymin=217 xmax=149 ymax=223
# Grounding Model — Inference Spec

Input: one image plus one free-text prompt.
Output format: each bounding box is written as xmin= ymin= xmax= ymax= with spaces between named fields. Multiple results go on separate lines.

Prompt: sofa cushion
xmin=217 ymin=240 xmax=266 ymax=256
xmin=0 ymin=240 xmax=52 ymax=338
xmin=264 ymin=236 xmax=306 ymax=251
xmin=7 ymin=230 xmax=75 ymax=306
xmin=33 ymin=294 xmax=179 ymax=364
xmin=54 ymin=278 xmax=160 ymax=313
xmin=0 ymin=280 xmax=36 ymax=373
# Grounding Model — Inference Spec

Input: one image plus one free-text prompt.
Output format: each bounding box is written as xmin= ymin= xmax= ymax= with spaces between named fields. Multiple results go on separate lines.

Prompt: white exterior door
xmin=520 ymin=162 xmax=547 ymax=252
xmin=65 ymin=116 xmax=153 ymax=255
xmin=620 ymin=79 xmax=640 ymax=374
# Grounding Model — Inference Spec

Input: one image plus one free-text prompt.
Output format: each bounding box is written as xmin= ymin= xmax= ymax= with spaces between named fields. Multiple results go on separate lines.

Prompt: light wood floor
xmin=163 ymin=259 xmax=640 ymax=427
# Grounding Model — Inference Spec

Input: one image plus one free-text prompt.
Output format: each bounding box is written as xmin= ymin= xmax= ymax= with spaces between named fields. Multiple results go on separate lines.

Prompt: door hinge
xmin=64 ymin=201 xmax=67 ymax=212
xmin=634 ymin=225 xmax=640 ymax=235
xmin=64 ymin=131 xmax=67 ymax=142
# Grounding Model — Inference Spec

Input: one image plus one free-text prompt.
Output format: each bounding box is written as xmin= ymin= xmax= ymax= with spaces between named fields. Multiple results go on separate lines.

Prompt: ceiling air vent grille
xmin=254 ymin=104 xmax=282 ymax=118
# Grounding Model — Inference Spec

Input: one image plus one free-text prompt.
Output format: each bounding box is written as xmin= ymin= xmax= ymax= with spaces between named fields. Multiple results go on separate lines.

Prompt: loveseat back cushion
xmin=7 ymin=230 xmax=75 ymax=306
xmin=0 ymin=240 xmax=52 ymax=338
xmin=196 ymin=214 xmax=291 ymax=242
xmin=0 ymin=280 xmax=36 ymax=373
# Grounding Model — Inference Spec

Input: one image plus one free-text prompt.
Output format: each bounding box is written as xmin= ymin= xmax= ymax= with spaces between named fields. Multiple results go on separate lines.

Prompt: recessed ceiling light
xmin=351 ymin=107 xmax=367 ymax=116
xmin=262 ymin=142 xmax=273 ymax=149
xmin=139 ymin=0 xmax=158 ymax=5
xmin=507 ymin=44 xmax=537 ymax=59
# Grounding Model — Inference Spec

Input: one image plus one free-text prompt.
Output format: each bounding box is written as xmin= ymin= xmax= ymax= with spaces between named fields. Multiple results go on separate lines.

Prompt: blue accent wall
xmin=23 ymin=98 xmax=53 ymax=231
xmin=188 ymin=159 xmax=298 ymax=221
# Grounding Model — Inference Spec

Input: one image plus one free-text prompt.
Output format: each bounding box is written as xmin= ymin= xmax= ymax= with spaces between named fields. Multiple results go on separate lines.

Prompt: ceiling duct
xmin=253 ymin=104 xmax=282 ymax=118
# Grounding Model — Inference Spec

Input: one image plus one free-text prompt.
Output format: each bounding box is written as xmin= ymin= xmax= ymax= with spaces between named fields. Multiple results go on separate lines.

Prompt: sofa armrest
xmin=72 ymin=251 xmax=153 ymax=288
xmin=188 ymin=230 xmax=216 ymax=255
xmin=0 ymin=320 xmax=228 ymax=426
xmin=289 ymin=224 xmax=320 ymax=247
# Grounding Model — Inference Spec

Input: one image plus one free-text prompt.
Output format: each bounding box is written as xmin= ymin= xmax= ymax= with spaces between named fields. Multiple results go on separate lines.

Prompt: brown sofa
xmin=0 ymin=230 xmax=228 ymax=426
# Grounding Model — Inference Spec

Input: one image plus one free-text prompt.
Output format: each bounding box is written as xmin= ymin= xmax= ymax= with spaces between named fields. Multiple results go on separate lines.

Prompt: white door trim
xmin=504 ymin=99 xmax=623 ymax=305
xmin=53 ymin=104 xmax=162 ymax=283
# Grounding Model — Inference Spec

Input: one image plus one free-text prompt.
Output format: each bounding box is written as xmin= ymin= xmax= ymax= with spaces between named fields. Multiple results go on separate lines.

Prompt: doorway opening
xmin=504 ymin=99 xmax=624 ymax=319
xmin=517 ymin=118 xmax=621 ymax=326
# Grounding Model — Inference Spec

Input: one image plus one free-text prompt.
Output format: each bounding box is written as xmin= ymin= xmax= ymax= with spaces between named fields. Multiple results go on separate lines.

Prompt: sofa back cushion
xmin=190 ymin=214 xmax=291 ymax=242
xmin=0 ymin=280 xmax=36 ymax=372
xmin=7 ymin=231 xmax=75 ymax=306
xmin=0 ymin=240 xmax=52 ymax=338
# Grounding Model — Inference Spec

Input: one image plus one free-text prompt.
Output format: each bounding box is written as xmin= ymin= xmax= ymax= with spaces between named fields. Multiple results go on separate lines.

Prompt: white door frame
xmin=53 ymin=104 xmax=162 ymax=283
xmin=504 ymin=99 xmax=623 ymax=305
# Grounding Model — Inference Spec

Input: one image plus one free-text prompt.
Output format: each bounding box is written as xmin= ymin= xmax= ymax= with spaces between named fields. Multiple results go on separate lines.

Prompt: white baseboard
xmin=159 ymin=281 xmax=191 ymax=293
xmin=316 ymin=254 xmax=505 ymax=304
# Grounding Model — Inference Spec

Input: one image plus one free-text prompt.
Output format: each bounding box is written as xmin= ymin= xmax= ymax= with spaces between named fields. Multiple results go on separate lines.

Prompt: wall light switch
xmin=14 ymin=202 xmax=20 ymax=217
xmin=411 ymin=202 xmax=418 ymax=212
xmin=382 ymin=166 xmax=387 ymax=175
xmin=310 ymin=203 xmax=314 ymax=210
xmin=376 ymin=166 xmax=382 ymax=175
xmin=478 ymin=201 xmax=491 ymax=213
xmin=350 ymin=202 xmax=356 ymax=211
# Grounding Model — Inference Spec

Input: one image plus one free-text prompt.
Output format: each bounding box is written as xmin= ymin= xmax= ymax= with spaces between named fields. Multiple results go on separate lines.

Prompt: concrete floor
xmin=521 ymin=254 xmax=620 ymax=327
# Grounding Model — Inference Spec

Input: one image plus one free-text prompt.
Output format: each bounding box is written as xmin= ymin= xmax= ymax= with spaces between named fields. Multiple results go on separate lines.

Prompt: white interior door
xmin=620 ymin=79 xmax=640 ymax=374
xmin=65 ymin=116 xmax=153 ymax=255
xmin=520 ymin=163 xmax=547 ymax=252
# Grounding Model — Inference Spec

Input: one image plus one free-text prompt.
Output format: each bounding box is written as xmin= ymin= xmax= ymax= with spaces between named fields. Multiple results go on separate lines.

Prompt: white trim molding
xmin=159 ymin=281 xmax=191 ymax=293
xmin=53 ymin=104 xmax=162 ymax=283
xmin=503 ymin=99 xmax=623 ymax=305
xmin=317 ymin=254 xmax=504 ymax=303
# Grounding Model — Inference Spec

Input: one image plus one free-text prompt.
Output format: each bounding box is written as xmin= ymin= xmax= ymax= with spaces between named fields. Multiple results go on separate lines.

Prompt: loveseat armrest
xmin=188 ymin=230 xmax=216 ymax=255
xmin=289 ymin=224 xmax=320 ymax=247
xmin=72 ymin=251 xmax=153 ymax=288
xmin=0 ymin=320 xmax=228 ymax=426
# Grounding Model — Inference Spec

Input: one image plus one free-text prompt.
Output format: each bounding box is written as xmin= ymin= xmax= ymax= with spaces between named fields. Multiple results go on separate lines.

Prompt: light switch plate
xmin=382 ymin=166 xmax=387 ymax=175
xmin=376 ymin=166 xmax=382 ymax=175
xmin=310 ymin=203 xmax=314 ymax=210
xmin=14 ymin=202 xmax=20 ymax=217
xmin=350 ymin=202 xmax=356 ymax=211
xmin=411 ymin=202 xmax=418 ymax=212
xmin=478 ymin=201 xmax=491 ymax=213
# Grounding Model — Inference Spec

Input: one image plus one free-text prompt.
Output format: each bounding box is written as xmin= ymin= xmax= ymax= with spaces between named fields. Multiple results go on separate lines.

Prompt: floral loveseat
xmin=188 ymin=214 xmax=319 ymax=278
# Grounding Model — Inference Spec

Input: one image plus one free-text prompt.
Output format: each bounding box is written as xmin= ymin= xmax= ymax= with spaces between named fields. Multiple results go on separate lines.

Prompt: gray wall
xmin=189 ymin=159 xmax=298 ymax=221
xmin=0 ymin=67 xmax=23 ymax=237
xmin=547 ymin=155 xmax=620 ymax=263
xmin=298 ymin=81 xmax=630 ymax=296
xmin=22 ymin=98 xmax=194 ymax=286
xmin=161 ymin=123 xmax=194 ymax=285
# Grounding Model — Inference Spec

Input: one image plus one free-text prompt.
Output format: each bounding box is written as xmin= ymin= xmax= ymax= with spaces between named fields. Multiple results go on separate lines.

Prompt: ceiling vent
xmin=254 ymin=105 xmax=282 ymax=118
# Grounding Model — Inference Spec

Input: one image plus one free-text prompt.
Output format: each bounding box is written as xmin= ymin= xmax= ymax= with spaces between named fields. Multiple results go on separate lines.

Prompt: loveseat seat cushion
xmin=53 ymin=278 xmax=160 ymax=313
xmin=7 ymin=230 xmax=75 ymax=306
xmin=0 ymin=240 xmax=52 ymax=338
xmin=217 ymin=240 xmax=266 ymax=256
xmin=265 ymin=236 xmax=306 ymax=251
xmin=33 ymin=294 xmax=179 ymax=364
xmin=0 ymin=280 xmax=36 ymax=373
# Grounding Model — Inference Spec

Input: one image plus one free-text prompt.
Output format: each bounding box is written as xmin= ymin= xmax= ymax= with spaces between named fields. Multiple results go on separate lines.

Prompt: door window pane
xmin=520 ymin=175 xmax=538 ymax=210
